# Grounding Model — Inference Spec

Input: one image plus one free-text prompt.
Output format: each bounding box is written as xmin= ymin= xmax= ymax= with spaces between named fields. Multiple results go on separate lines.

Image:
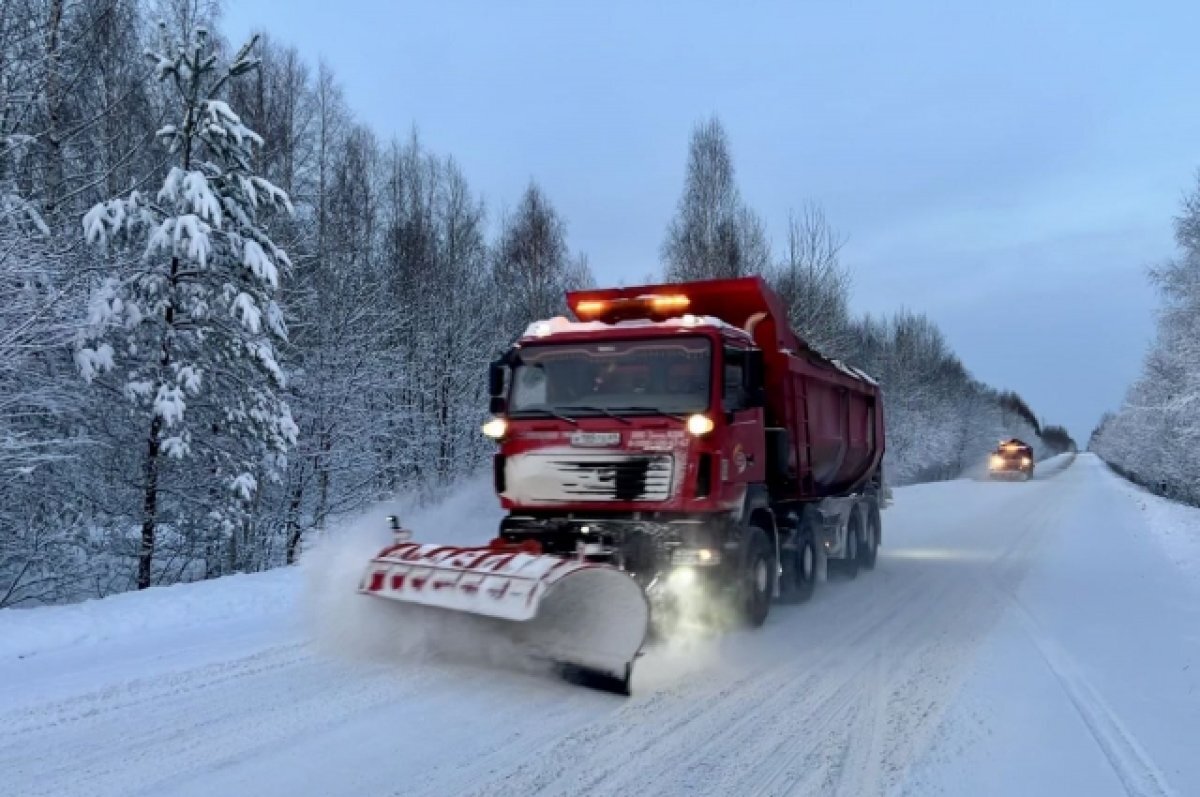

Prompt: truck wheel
xmin=858 ymin=503 xmax=879 ymax=571
xmin=832 ymin=514 xmax=860 ymax=579
xmin=739 ymin=525 xmax=773 ymax=627
xmin=779 ymin=534 xmax=817 ymax=604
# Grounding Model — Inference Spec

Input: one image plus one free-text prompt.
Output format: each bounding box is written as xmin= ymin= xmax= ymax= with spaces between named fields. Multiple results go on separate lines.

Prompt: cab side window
xmin=723 ymin=349 xmax=748 ymax=412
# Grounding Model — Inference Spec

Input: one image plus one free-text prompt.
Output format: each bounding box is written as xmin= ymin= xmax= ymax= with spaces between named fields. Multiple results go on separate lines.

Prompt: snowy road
xmin=2 ymin=453 xmax=1198 ymax=796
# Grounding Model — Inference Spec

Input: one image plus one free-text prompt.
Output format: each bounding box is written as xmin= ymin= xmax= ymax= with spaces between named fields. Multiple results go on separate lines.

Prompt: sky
xmin=224 ymin=0 xmax=1200 ymax=445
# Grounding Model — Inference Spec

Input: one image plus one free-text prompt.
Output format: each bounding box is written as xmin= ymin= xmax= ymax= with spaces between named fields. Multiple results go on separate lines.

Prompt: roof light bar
xmin=572 ymin=294 xmax=691 ymax=321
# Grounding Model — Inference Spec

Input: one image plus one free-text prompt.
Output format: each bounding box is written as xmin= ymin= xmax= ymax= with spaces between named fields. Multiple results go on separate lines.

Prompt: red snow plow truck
xmin=359 ymin=277 xmax=887 ymax=693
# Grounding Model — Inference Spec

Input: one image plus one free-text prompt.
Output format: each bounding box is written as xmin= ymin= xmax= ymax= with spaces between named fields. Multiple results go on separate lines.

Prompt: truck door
xmin=720 ymin=348 xmax=766 ymax=491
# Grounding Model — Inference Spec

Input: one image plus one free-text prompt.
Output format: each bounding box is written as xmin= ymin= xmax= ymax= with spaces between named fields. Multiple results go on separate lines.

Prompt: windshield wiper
xmin=607 ymin=405 xmax=687 ymax=421
xmin=556 ymin=405 xmax=633 ymax=425
xmin=509 ymin=407 xmax=579 ymax=425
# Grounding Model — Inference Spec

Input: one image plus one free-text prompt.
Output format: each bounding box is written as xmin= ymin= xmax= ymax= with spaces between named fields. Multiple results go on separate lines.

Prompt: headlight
xmin=671 ymin=547 xmax=721 ymax=566
xmin=1021 ymin=457 xmax=1031 ymax=466
xmin=686 ymin=414 xmax=715 ymax=436
xmin=668 ymin=567 xmax=697 ymax=589
xmin=989 ymin=455 xmax=1004 ymax=469
xmin=481 ymin=417 xmax=507 ymax=439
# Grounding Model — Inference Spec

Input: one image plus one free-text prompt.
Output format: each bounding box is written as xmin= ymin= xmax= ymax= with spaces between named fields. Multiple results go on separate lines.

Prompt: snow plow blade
xmin=359 ymin=541 xmax=649 ymax=691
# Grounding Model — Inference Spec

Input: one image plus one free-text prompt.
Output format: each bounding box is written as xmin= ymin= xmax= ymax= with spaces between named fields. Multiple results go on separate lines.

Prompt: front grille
xmin=513 ymin=453 xmax=674 ymax=502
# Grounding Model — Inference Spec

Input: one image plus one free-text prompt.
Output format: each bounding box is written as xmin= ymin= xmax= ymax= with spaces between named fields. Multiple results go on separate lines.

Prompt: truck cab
xmin=491 ymin=314 xmax=763 ymax=515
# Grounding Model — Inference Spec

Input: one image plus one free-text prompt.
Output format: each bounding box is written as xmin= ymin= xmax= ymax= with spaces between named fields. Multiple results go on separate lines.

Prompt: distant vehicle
xmin=988 ymin=438 xmax=1034 ymax=480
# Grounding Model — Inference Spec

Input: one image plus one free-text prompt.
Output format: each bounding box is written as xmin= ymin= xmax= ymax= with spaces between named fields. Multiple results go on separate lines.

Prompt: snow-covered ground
xmin=1 ymin=453 xmax=1197 ymax=797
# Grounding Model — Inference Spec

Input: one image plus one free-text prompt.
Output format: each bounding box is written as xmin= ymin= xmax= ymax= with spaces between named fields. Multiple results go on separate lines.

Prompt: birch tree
xmin=493 ymin=181 xmax=591 ymax=337
xmin=662 ymin=116 xmax=770 ymax=281
xmin=769 ymin=204 xmax=854 ymax=357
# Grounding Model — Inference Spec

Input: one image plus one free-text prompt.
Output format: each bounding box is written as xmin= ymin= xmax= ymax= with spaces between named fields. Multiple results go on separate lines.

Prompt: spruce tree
xmin=79 ymin=28 xmax=297 ymax=588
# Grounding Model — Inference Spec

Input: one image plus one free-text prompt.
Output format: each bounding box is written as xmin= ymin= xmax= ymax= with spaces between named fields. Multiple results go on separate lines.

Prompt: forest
xmin=1090 ymin=176 xmax=1200 ymax=507
xmin=0 ymin=1 xmax=1073 ymax=606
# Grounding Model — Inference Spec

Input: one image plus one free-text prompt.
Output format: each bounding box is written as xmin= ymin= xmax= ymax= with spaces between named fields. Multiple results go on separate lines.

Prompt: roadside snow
xmin=0 ymin=569 xmax=300 ymax=662
xmin=0 ymin=476 xmax=500 ymax=664
xmin=1106 ymin=464 xmax=1200 ymax=579
xmin=908 ymin=454 xmax=1199 ymax=797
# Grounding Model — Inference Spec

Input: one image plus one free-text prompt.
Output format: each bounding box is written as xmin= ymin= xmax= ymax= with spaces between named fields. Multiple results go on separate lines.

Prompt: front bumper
xmin=497 ymin=513 xmax=736 ymax=585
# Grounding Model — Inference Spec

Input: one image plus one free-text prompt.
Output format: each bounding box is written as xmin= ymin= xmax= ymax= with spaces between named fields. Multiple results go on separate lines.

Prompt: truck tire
xmin=858 ymin=502 xmax=879 ymax=571
xmin=739 ymin=525 xmax=774 ymax=627
xmin=779 ymin=532 xmax=817 ymax=604
xmin=831 ymin=513 xmax=860 ymax=579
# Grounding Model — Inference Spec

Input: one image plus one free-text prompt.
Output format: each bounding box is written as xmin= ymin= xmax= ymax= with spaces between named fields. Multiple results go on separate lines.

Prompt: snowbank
xmin=0 ymin=475 xmax=503 ymax=663
xmin=1105 ymin=458 xmax=1200 ymax=579
xmin=0 ymin=568 xmax=300 ymax=662
xmin=1033 ymin=450 xmax=1076 ymax=477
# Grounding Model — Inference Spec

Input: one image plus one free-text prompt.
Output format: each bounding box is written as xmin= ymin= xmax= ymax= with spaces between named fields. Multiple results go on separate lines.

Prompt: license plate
xmin=570 ymin=431 xmax=621 ymax=447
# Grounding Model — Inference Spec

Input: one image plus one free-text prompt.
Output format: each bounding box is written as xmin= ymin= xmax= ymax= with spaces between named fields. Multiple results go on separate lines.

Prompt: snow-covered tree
xmin=662 ymin=116 xmax=770 ymax=281
xmin=833 ymin=311 xmax=1062 ymax=485
xmin=493 ymin=181 xmax=592 ymax=337
xmin=79 ymin=28 xmax=297 ymax=588
xmin=1092 ymin=171 xmax=1200 ymax=504
xmin=768 ymin=204 xmax=855 ymax=358
xmin=373 ymin=134 xmax=511 ymax=493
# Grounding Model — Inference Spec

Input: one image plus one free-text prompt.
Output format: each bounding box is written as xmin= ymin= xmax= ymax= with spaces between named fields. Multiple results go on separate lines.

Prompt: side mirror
xmin=488 ymin=360 xmax=506 ymax=397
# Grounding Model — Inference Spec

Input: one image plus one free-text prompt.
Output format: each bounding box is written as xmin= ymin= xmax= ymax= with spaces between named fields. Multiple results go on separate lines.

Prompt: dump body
xmin=740 ymin=294 xmax=884 ymax=500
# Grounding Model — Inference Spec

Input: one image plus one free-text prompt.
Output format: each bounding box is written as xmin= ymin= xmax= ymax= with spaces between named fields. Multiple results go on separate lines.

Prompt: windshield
xmin=996 ymin=444 xmax=1030 ymax=457
xmin=509 ymin=337 xmax=711 ymax=416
